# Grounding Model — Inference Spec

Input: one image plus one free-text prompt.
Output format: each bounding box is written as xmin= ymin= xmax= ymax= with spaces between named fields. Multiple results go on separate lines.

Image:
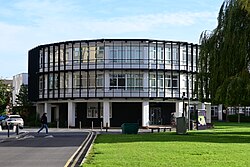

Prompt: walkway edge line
xmin=80 ymin=131 xmax=98 ymax=165
xmin=64 ymin=131 xmax=92 ymax=167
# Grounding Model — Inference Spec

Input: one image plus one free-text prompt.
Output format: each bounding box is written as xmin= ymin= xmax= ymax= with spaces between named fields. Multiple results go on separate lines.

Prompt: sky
xmin=0 ymin=0 xmax=225 ymax=79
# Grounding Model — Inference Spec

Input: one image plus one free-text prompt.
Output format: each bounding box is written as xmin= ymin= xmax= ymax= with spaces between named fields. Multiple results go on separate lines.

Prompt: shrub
xmin=228 ymin=114 xmax=250 ymax=122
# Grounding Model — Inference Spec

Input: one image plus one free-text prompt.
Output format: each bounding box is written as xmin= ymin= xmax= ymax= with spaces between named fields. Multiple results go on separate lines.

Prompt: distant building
xmin=12 ymin=73 xmax=28 ymax=106
xmin=1 ymin=79 xmax=12 ymax=87
xmin=28 ymin=39 xmax=211 ymax=128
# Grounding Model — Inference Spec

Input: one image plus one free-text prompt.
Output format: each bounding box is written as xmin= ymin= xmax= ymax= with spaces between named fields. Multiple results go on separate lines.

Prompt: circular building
xmin=28 ymin=39 xmax=199 ymax=128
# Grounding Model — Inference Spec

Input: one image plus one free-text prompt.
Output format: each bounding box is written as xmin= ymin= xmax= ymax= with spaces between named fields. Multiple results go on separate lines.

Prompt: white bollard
xmin=0 ymin=125 xmax=2 ymax=131
xmin=12 ymin=125 xmax=16 ymax=132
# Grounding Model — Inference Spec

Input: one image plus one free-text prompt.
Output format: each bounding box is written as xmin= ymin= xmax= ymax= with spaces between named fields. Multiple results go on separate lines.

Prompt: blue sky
xmin=0 ymin=0 xmax=224 ymax=79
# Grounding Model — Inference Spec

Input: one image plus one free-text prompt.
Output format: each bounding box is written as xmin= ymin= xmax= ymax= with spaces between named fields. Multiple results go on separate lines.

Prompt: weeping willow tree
xmin=198 ymin=0 xmax=250 ymax=107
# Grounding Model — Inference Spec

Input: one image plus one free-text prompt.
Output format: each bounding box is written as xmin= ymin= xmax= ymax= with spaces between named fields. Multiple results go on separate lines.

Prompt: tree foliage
xmin=0 ymin=80 xmax=11 ymax=114
xmin=15 ymin=84 xmax=31 ymax=107
xmin=198 ymin=0 xmax=250 ymax=106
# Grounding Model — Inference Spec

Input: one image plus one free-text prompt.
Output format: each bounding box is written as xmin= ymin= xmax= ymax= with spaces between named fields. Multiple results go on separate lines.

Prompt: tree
xmin=198 ymin=0 xmax=250 ymax=107
xmin=15 ymin=85 xmax=31 ymax=107
xmin=15 ymin=84 xmax=32 ymax=115
xmin=0 ymin=80 xmax=11 ymax=114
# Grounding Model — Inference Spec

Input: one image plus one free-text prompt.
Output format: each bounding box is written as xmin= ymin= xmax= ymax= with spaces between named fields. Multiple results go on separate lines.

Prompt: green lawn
xmin=83 ymin=122 xmax=250 ymax=167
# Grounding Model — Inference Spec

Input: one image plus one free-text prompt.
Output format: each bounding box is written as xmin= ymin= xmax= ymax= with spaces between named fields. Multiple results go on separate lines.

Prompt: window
xmin=193 ymin=48 xmax=197 ymax=65
xmin=87 ymin=103 xmax=104 ymax=118
xmin=59 ymin=45 xmax=64 ymax=66
xmin=73 ymin=72 xmax=83 ymax=88
xmin=118 ymin=74 xmax=125 ymax=88
xmin=49 ymin=75 xmax=53 ymax=90
xmin=165 ymin=75 xmax=171 ymax=88
xmin=54 ymin=73 xmax=59 ymax=89
xmin=157 ymin=47 xmax=164 ymax=63
xmin=109 ymin=74 xmax=125 ymax=89
xmin=44 ymin=50 xmax=48 ymax=68
xmin=39 ymin=76 xmax=44 ymax=90
xmin=164 ymin=75 xmax=178 ymax=88
xmin=172 ymin=48 xmax=179 ymax=64
xmin=87 ymin=107 xmax=98 ymax=118
xmin=123 ymin=46 xmax=130 ymax=63
xmin=49 ymin=47 xmax=53 ymax=66
xmin=165 ymin=47 xmax=171 ymax=64
xmin=96 ymin=73 xmax=104 ymax=88
xmin=89 ymin=46 xmax=96 ymax=62
xmin=110 ymin=46 xmax=122 ymax=63
xmin=182 ymin=48 xmax=186 ymax=62
xmin=88 ymin=72 xmax=96 ymax=88
xmin=48 ymin=74 xmax=59 ymax=90
xmin=188 ymin=46 xmax=192 ymax=63
xmin=127 ymin=74 xmax=143 ymax=90
xmin=66 ymin=51 xmax=70 ymax=64
xmin=65 ymin=73 xmax=69 ymax=88
xmin=172 ymin=76 xmax=178 ymax=88
xmin=73 ymin=47 xmax=80 ymax=63
xmin=131 ymin=46 xmax=141 ymax=63
xmin=81 ymin=72 xmax=87 ymax=88
xmin=39 ymin=51 xmax=43 ymax=69
xmin=54 ymin=47 xmax=59 ymax=66
xmin=60 ymin=73 xmax=64 ymax=89
xmin=81 ymin=46 xmax=88 ymax=63
xmin=96 ymin=46 xmax=104 ymax=62
xmin=183 ymin=76 xmax=187 ymax=88
xmin=158 ymin=74 xmax=164 ymax=89
xmin=149 ymin=47 xmax=156 ymax=63
xmin=149 ymin=74 xmax=156 ymax=89
xmin=211 ymin=106 xmax=218 ymax=117
xmin=110 ymin=76 xmax=117 ymax=87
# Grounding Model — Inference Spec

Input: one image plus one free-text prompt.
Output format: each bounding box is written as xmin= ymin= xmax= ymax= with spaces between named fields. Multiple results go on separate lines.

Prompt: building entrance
xmin=149 ymin=107 xmax=162 ymax=125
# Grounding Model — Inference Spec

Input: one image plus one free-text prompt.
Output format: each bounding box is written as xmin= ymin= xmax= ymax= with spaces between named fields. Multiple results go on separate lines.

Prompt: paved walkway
xmin=0 ymin=127 xmax=89 ymax=141
xmin=0 ymin=126 xmax=175 ymax=142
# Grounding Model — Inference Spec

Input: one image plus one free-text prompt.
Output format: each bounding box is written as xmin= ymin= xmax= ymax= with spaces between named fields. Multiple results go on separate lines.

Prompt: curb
xmin=0 ymin=131 xmax=29 ymax=143
xmin=81 ymin=131 xmax=97 ymax=165
xmin=64 ymin=130 xmax=96 ymax=167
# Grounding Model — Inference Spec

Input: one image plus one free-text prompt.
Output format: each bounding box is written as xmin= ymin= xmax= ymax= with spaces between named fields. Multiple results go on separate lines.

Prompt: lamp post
xmin=182 ymin=92 xmax=185 ymax=117
xmin=238 ymin=104 xmax=241 ymax=123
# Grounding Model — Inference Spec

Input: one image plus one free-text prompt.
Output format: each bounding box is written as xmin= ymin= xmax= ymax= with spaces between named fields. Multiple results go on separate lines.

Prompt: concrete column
xmin=55 ymin=105 xmax=60 ymax=128
xmin=68 ymin=101 xmax=76 ymax=127
xmin=55 ymin=105 xmax=59 ymax=121
xmin=175 ymin=101 xmax=183 ymax=118
xmin=205 ymin=103 xmax=211 ymax=123
xmin=104 ymin=73 xmax=110 ymax=93
xmin=218 ymin=104 xmax=223 ymax=121
xmin=44 ymin=102 xmax=51 ymax=123
xmin=36 ymin=104 xmax=44 ymax=117
xmin=103 ymin=101 xmax=110 ymax=127
xmin=142 ymin=101 xmax=150 ymax=127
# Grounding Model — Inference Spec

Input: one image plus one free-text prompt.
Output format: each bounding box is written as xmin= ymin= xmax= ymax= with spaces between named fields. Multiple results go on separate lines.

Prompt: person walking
xmin=37 ymin=113 xmax=48 ymax=134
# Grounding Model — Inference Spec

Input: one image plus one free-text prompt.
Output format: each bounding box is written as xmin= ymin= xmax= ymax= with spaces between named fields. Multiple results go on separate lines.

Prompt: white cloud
xmin=0 ymin=0 xmax=219 ymax=78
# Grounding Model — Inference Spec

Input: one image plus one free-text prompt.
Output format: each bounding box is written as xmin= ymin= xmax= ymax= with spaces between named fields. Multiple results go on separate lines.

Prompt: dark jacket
xmin=41 ymin=114 xmax=48 ymax=124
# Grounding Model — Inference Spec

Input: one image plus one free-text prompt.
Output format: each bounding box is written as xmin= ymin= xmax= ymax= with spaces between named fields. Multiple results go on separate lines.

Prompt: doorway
xmin=149 ymin=107 xmax=162 ymax=125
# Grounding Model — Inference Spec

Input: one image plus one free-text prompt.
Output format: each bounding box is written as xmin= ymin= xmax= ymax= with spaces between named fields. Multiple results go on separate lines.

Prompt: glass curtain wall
xmin=37 ymin=40 xmax=198 ymax=100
